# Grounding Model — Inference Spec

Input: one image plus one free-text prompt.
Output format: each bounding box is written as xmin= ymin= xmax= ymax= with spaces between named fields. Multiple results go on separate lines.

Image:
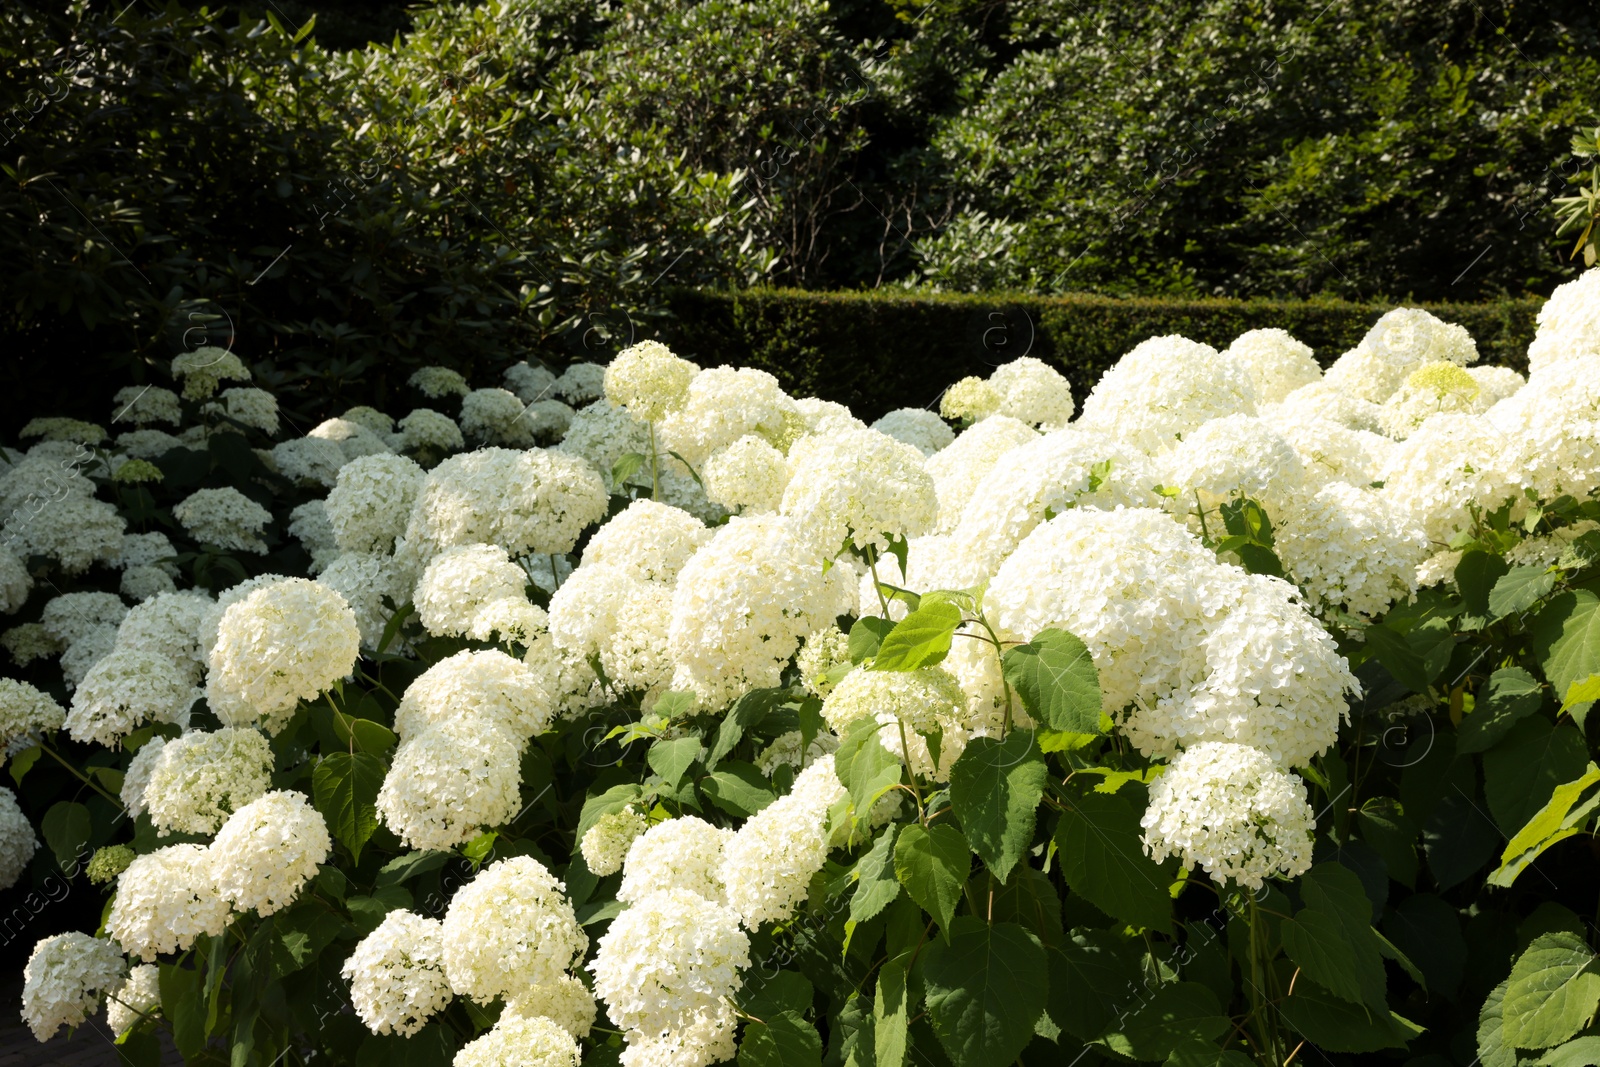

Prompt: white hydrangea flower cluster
xmin=870 ymin=408 xmax=955 ymax=456
xmin=342 ymin=910 xmax=453 ymax=1037
xmin=409 ymin=366 xmax=470 ymax=399
xmin=1141 ymin=742 xmax=1316 ymax=889
xmin=326 ymin=452 xmax=425 ymax=554
xmin=1222 ymin=328 xmax=1323 ymax=405
xmin=141 ymin=727 xmax=274 ymax=835
xmin=1322 ymin=308 xmax=1478 ymax=404
xmin=617 ymin=816 xmax=734 ymax=905
xmin=1159 ymin=414 xmax=1305 ymax=513
xmin=318 ymin=552 xmax=409 ymax=648
xmin=210 ymin=790 xmax=330 ymax=916
xmin=404 ymin=447 xmax=609 ymax=562
xmin=121 ymin=738 xmax=165 ymax=818
xmin=720 ymin=758 xmax=846 ymax=927
xmin=65 ymin=648 xmax=199 ymax=747
xmin=505 ymin=362 xmax=558 ymax=402
xmin=1379 ymin=361 xmax=1491 ymax=440
xmin=550 ymin=503 xmax=709 ymax=700
xmin=0 ymin=786 xmax=38 ymax=890
xmin=513 ymin=975 xmax=598 ymax=1039
xmin=173 ymin=487 xmax=272 ymax=553
xmin=796 ymin=625 xmax=851 ymax=697
xmin=107 ymin=963 xmax=161 ymax=1036
xmin=1378 ymin=413 xmax=1517 ymax=545
xmin=580 ymin=806 xmax=648 ymax=876
xmin=1276 ymin=481 xmax=1430 ymax=621
xmin=3 ymin=491 xmax=127 ymax=574
xmin=399 ymin=408 xmax=465 ymax=453
xmin=780 ymin=427 xmax=939 ymax=555
xmin=272 ymin=436 xmax=348 ymax=487
xmin=821 ymin=666 xmax=970 ymax=780
xmin=21 ymin=932 xmax=126 ymax=1041
xmin=554 ymin=363 xmax=607 ymax=405
xmin=442 ymin=856 xmax=588 ymax=1006
xmin=657 ymin=366 xmax=797 ymax=467
xmin=757 ymin=729 xmax=841 ymax=775
xmin=107 ymin=843 xmax=229 ymax=959
xmin=1527 ymin=268 xmax=1600 ymax=373
xmin=0 ymin=678 xmax=65 ymax=751
xmin=669 ymin=514 xmax=855 ymax=709
xmin=944 ymin=428 xmax=1159 ymax=585
xmin=112 ymin=385 xmax=183 ymax=426
xmin=924 ymin=415 xmax=1038 ymax=533
xmin=604 ymin=340 xmax=700 ymax=421
xmin=205 ymin=387 xmax=279 ymax=434
xmin=589 ymin=887 xmax=750 ymax=1067
xmin=703 ymin=434 xmax=790 ymax=513
xmin=172 ymin=347 xmax=250 ymax=400
xmin=454 ymin=1011 xmax=582 ymax=1067
xmin=0 ymin=544 xmax=31 ymax=614
xmin=381 ymin=650 xmax=550 ymax=850
xmin=461 ymin=387 xmax=537 ymax=447
xmin=288 ymin=500 xmax=339 ymax=574
xmin=415 ymin=542 xmax=541 ymax=641
xmin=205 ymin=577 xmax=360 ymax=733
xmin=1077 ymin=336 xmax=1258 ymax=453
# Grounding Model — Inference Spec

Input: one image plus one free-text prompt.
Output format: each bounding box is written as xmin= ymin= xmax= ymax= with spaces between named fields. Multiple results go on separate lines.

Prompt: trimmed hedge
xmin=660 ymin=288 xmax=1542 ymax=422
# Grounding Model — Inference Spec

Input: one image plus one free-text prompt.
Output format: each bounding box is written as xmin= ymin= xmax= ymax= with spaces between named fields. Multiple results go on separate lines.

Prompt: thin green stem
xmin=970 ymin=614 xmax=1014 ymax=735
xmin=648 ymin=421 xmax=661 ymax=501
xmin=866 ymin=546 xmax=892 ymax=618
xmin=1194 ymin=490 xmax=1211 ymax=544
xmin=39 ymin=741 xmax=122 ymax=808
xmin=895 ymin=718 xmax=927 ymax=825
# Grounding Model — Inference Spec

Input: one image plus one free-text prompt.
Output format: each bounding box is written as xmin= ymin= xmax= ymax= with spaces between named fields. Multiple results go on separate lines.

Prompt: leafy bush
xmin=7 ymin=277 xmax=1600 ymax=1064
xmin=2 ymin=0 xmax=1595 ymax=444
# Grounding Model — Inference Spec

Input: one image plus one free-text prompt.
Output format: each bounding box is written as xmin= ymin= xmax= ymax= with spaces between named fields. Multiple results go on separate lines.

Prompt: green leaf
xmin=850 ymin=824 xmax=901 ymax=924
xmin=1457 ymin=549 xmax=1511 ymax=619
xmin=1096 ymin=982 xmax=1230 ymax=1061
xmin=1483 ymin=718 xmax=1589 ymax=835
xmin=1383 ymin=894 xmax=1467 ymax=998
xmin=738 ymin=1010 xmax=822 ymax=1067
xmin=1493 ymin=764 xmax=1600 ymax=888
xmin=738 ymin=971 xmax=813 ymax=1021
xmin=1501 ymin=931 xmax=1600 ymax=1049
xmin=871 ymin=600 xmax=963 ymax=671
xmin=947 ymin=730 xmax=1047 ymax=881
xmin=1000 ymin=628 xmax=1103 ymax=734
xmin=1281 ymin=908 xmax=1386 ymax=1008
xmin=703 ymin=761 xmax=777 ymax=817
xmin=1279 ymin=977 xmax=1425 ymax=1052
xmin=873 ymin=955 xmax=910 ymax=1067
xmin=647 ymin=736 xmax=702 ymax=790
xmin=576 ymin=783 xmax=645 ymax=843
xmin=1046 ymin=931 xmax=1141 ymax=1040
xmin=611 ymin=451 xmax=646 ymax=487
xmin=836 ymin=717 xmax=904 ymax=818
xmin=893 ymin=823 xmax=969 ymax=933
xmin=848 ymin=616 xmax=895 ymax=663
xmin=1565 ymin=674 xmax=1600 ymax=714
xmin=1356 ymin=797 xmax=1417 ymax=888
xmin=1538 ymin=1036 xmax=1600 ymax=1066
xmin=41 ymin=801 xmax=91 ymax=871
xmin=921 ymin=917 xmax=1048 ymax=1067
xmin=312 ymin=752 xmax=386 ymax=864
xmin=375 ymin=851 xmax=448 ymax=889
xmin=1534 ymin=590 xmax=1600 ymax=711
xmin=1490 ymin=565 xmax=1558 ymax=618
xmin=8 ymin=744 xmax=40 ymax=786
xmin=1363 ymin=623 xmax=1434 ymax=693
xmin=1478 ymin=979 xmax=1518 ymax=1067
xmin=160 ymin=963 xmax=206 ymax=1058
xmin=707 ymin=687 xmax=791 ymax=769
xmin=1459 ymin=667 xmax=1544 ymax=754
xmin=1164 ymin=1040 xmax=1254 ymax=1067
xmin=968 ymin=866 xmax=1063 ymax=948
xmin=347 ymin=886 xmax=414 ymax=935
xmin=272 ymin=904 xmax=346 ymax=976
xmin=1055 ymin=787 xmax=1174 ymax=933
